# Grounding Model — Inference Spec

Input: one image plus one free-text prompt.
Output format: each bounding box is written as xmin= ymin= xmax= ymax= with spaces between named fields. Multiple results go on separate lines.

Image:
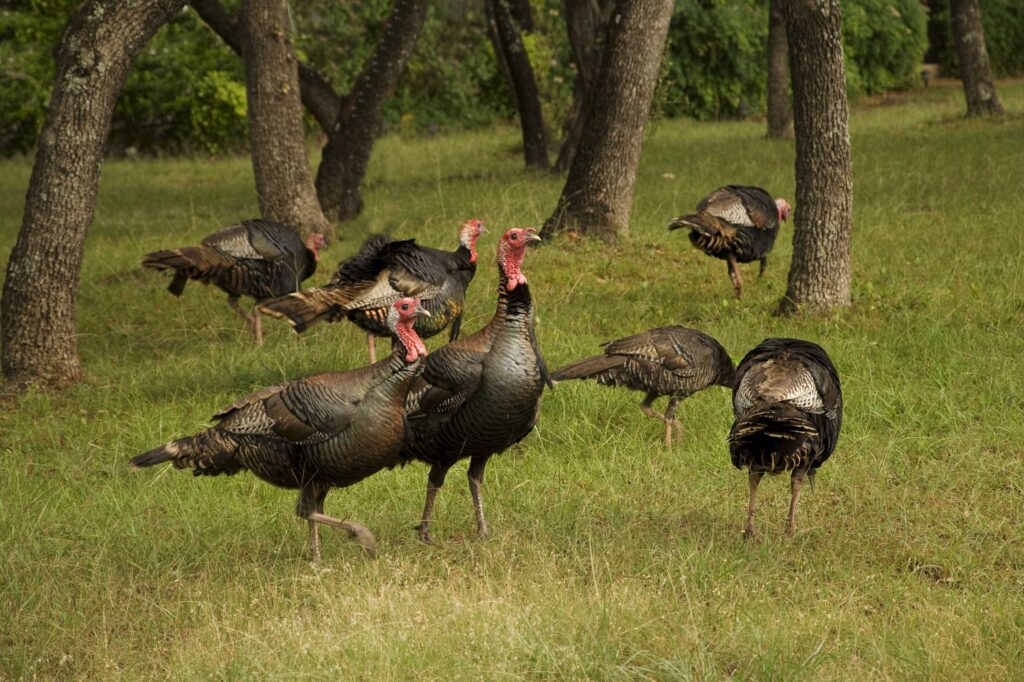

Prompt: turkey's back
xmin=206 ymin=220 xmax=316 ymax=300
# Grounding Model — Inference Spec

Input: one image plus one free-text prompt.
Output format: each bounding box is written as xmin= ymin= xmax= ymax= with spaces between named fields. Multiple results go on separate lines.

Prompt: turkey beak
xmin=415 ymin=304 xmax=431 ymax=318
xmin=523 ymin=229 xmax=541 ymax=245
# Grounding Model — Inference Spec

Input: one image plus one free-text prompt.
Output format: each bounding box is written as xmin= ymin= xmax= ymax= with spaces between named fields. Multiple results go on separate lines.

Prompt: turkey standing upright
xmin=668 ymin=185 xmax=790 ymax=298
xmin=259 ymin=219 xmax=486 ymax=362
xmin=401 ymin=228 xmax=551 ymax=544
xmin=552 ymin=326 xmax=735 ymax=448
xmin=130 ymin=297 xmax=430 ymax=561
xmin=729 ymin=338 xmax=842 ymax=538
xmin=141 ymin=219 xmax=325 ymax=343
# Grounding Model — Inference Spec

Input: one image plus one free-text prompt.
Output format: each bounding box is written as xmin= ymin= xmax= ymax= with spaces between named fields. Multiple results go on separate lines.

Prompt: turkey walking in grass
xmin=729 ymin=338 xmax=842 ymax=539
xmin=259 ymin=219 xmax=485 ymax=362
xmin=552 ymin=326 xmax=735 ymax=448
xmin=401 ymin=228 xmax=551 ymax=544
xmin=668 ymin=185 xmax=790 ymax=298
xmin=130 ymin=297 xmax=429 ymax=561
xmin=141 ymin=219 xmax=325 ymax=344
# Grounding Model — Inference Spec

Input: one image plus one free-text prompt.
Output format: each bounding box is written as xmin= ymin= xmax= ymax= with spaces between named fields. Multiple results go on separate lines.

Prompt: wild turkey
xmin=259 ymin=219 xmax=485 ymax=362
xmin=729 ymin=338 xmax=842 ymax=538
xmin=401 ymin=227 xmax=551 ymax=544
xmin=668 ymin=185 xmax=791 ymax=298
xmin=552 ymin=326 xmax=735 ymax=448
xmin=142 ymin=219 xmax=325 ymax=343
xmin=130 ymin=297 xmax=430 ymax=561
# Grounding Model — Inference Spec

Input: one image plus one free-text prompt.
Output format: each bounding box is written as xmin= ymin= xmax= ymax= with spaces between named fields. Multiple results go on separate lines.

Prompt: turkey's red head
xmin=497 ymin=227 xmax=541 ymax=290
xmin=389 ymin=297 xmax=429 ymax=362
xmin=775 ymin=199 xmax=792 ymax=223
xmin=459 ymin=219 xmax=486 ymax=263
xmin=305 ymin=232 xmax=327 ymax=261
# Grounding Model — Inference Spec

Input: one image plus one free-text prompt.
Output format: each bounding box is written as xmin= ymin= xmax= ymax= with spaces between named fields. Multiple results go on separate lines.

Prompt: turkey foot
xmin=307 ymin=512 xmax=377 ymax=560
xmin=663 ymin=397 xmax=682 ymax=449
xmin=727 ymin=255 xmax=743 ymax=299
xmin=743 ymin=471 xmax=764 ymax=540
xmin=228 ymin=296 xmax=263 ymax=344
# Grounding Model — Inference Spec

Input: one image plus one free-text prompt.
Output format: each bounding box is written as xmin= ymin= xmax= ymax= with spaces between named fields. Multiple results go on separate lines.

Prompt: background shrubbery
xmin=1 ymin=0 xmax=1020 ymax=157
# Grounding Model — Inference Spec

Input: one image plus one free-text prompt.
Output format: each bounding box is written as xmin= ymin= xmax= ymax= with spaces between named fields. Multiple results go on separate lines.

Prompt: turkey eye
xmin=401 ymin=304 xmax=408 ymax=310
xmin=511 ymin=234 xmax=518 ymax=240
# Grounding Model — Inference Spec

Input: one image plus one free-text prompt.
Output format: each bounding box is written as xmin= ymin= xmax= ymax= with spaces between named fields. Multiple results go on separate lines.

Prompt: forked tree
xmin=949 ymin=0 xmax=1004 ymax=117
xmin=1 ymin=0 xmax=186 ymax=390
xmin=542 ymin=0 xmax=674 ymax=240
xmin=777 ymin=0 xmax=853 ymax=314
xmin=241 ymin=0 xmax=331 ymax=237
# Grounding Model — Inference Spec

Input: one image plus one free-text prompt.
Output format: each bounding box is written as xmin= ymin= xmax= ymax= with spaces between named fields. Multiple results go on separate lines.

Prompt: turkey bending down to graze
xmin=552 ymin=326 xmax=735 ymax=448
xmin=259 ymin=219 xmax=486 ymax=363
xmin=130 ymin=297 xmax=430 ymax=561
xmin=142 ymin=219 xmax=325 ymax=344
xmin=668 ymin=185 xmax=791 ymax=298
xmin=400 ymin=228 xmax=551 ymax=544
xmin=729 ymin=338 xmax=842 ymax=539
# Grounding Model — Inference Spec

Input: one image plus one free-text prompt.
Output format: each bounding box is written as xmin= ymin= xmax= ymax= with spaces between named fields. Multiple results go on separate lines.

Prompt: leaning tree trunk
xmin=1 ymin=0 xmax=185 ymax=390
xmin=777 ymin=0 xmax=852 ymax=314
xmin=555 ymin=0 xmax=615 ymax=172
xmin=315 ymin=0 xmax=429 ymax=222
xmin=486 ymin=0 xmax=549 ymax=170
xmin=542 ymin=0 xmax=673 ymax=240
xmin=241 ymin=0 xmax=331 ymax=239
xmin=949 ymin=0 xmax=1004 ymax=117
xmin=766 ymin=0 xmax=792 ymax=139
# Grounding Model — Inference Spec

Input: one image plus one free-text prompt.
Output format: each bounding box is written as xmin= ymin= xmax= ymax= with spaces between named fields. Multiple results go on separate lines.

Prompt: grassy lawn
xmin=1 ymin=81 xmax=1023 ymax=679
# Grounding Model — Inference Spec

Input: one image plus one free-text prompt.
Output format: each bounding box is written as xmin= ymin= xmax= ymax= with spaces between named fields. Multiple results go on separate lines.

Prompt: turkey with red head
xmin=552 ymin=326 xmax=735 ymax=448
xmin=142 ymin=219 xmax=325 ymax=344
xmin=259 ymin=219 xmax=486 ymax=362
xmin=729 ymin=338 xmax=842 ymax=539
xmin=668 ymin=185 xmax=790 ymax=298
xmin=400 ymin=227 xmax=551 ymax=544
xmin=130 ymin=297 xmax=429 ymax=561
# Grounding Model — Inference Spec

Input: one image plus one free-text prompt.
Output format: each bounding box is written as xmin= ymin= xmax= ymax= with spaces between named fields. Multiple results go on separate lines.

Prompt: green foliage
xmin=188 ymin=71 xmax=249 ymax=155
xmin=842 ymin=0 xmax=928 ymax=96
xmin=928 ymin=0 xmax=1024 ymax=77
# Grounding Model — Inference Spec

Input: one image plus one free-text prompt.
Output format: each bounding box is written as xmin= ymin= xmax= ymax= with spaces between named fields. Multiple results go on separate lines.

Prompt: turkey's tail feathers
xmin=728 ymin=402 xmax=818 ymax=472
xmin=551 ymin=354 xmax=623 ymax=382
xmin=668 ymin=213 xmax=707 ymax=232
xmin=258 ymin=287 xmax=349 ymax=333
xmin=129 ymin=431 xmax=243 ymax=477
xmin=142 ymin=247 xmax=233 ymax=294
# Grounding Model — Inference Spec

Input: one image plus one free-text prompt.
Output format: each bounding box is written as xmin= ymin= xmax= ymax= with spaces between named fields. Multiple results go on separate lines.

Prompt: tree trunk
xmin=777 ymin=0 xmax=852 ymax=314
xmin=1 ymin=0 xmax=185 ymax=390
xmin=766 ymin=0 xmax=792 ymax=139
xmin=190 ymin=0 xmax=343 ymax=133
xmin=542 ymin=0 xmax=673 ymax=240
xmin=241 ymin=0 xmax=331 ymax=238
xmin=315 ymin=0 xmax=429 ymax=222
xmin=949 ymin=0 xmax=1004 ymax=117
xmin=485 ymin=0 xmax=549 ymax=170
xmin=555 ymin=0 xmax=615 ymax=172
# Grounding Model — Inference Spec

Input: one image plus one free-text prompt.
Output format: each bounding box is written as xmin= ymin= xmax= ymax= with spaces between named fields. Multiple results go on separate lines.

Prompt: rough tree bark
xmin=555 ymin=0 xmax=614 ymax=172
xmin=766 ymin=0 xmax=792 ymax=139
xmin=949 ymin=0 xmax=1004 ymax=117
xmin=315 ymin=0 xmax=429 ymax=222
xmin=542 ymin=0 xmax=673 ymax=240
xmin=241 ymin=0 xmax=331 ymax=238
xmin=777 ymin=0 xmax=852 ymax=314
xmin=1 ymin=0 xmax=185 ymax=390
xmin=485 ymin=0 xmax=549 ymax=170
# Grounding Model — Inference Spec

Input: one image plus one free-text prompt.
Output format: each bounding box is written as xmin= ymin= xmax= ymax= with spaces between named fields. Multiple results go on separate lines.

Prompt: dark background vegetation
xmin=3 ymin=0 xmax=1020 ymax=156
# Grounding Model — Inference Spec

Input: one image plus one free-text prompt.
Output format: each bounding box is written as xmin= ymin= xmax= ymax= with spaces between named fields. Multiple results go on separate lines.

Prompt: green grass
xmin=2 ymin=81 xmax=1024 ymax=680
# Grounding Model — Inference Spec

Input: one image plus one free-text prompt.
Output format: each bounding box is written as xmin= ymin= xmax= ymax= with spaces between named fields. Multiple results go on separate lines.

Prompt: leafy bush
xmin=842 ymin=0 xmax=928 ymax=97
xmin=927 ymin=0 xmax=1024 ymax=77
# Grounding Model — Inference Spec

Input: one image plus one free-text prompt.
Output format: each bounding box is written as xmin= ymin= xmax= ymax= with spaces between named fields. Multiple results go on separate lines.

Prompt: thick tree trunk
xmin=486 ymin=0 xmax=549 ymax=170
xmin=949 ymin=0 xmax=1004 ymax=117
xmin=315 ymin=0 xmax=429 ymax=222
xmin=542 ymin=0 xmax=673 ymax=240
xmin=766 ymin=0 xmax=792 ymax=139
xmin=555 ymin=0 xmax=615 ymax=172
xmin=1 ymin=0 xmax=185 ymax=390
xmin=777 ymin=0 xmax=852 ymax=314
xmin=190 ymin=0 xmax=343 ymax=133
xmin=241 ymin=0 xmax=331 ymax=238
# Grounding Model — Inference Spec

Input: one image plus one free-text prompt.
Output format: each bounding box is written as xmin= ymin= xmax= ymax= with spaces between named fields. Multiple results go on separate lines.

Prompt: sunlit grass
xmin=1 ymin=81 xmax=1023 ymax=679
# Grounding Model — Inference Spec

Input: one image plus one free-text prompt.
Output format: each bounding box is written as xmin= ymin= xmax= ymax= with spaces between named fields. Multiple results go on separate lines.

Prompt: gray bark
xmin=542 ymin=0 xmax=673 ymax=240
xmin=766 ymin=0 xmax=792 ymax=139
xmin=950 ymin=0 xmax=1004 ymax=117
xmin=1 ymin=0 xmax=186 ymax=390
xmin=778 ymin=0 xmax=853 ymax=314
xmin=241 ymin=0 xmax=331 ymax=238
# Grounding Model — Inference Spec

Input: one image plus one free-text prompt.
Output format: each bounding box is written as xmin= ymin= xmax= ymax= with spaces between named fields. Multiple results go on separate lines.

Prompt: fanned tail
xmin=551 ymin=354 xmax=623 ymax=382
xmin=258 ymin=286 xmax=349 ymax=333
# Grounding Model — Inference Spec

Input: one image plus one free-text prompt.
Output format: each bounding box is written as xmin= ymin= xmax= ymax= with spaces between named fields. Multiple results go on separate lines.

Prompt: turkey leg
xmin=467 ymin=454 xmax=492 ymax=539
xmin=228 ymin=295 xmax=263 ymax=344
xmin=307 ymin=512 xmax=377 ymax=559
xmin=759 ymin=256 xmax=768 ymax=277
xmin=744 ymin=470 xmax=764 ymax=539
xmin=785 ymin=469 xmax=808 ymax=537
xmin=727 ymin=255 xmax=743 ymax=298
xmin=663 ymin=396 xmax=681 ymax=448
xmin=417 ymin=463 xmax=451 ymax=544
xmin=367 ymin=334 xmax=377 ymax=364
